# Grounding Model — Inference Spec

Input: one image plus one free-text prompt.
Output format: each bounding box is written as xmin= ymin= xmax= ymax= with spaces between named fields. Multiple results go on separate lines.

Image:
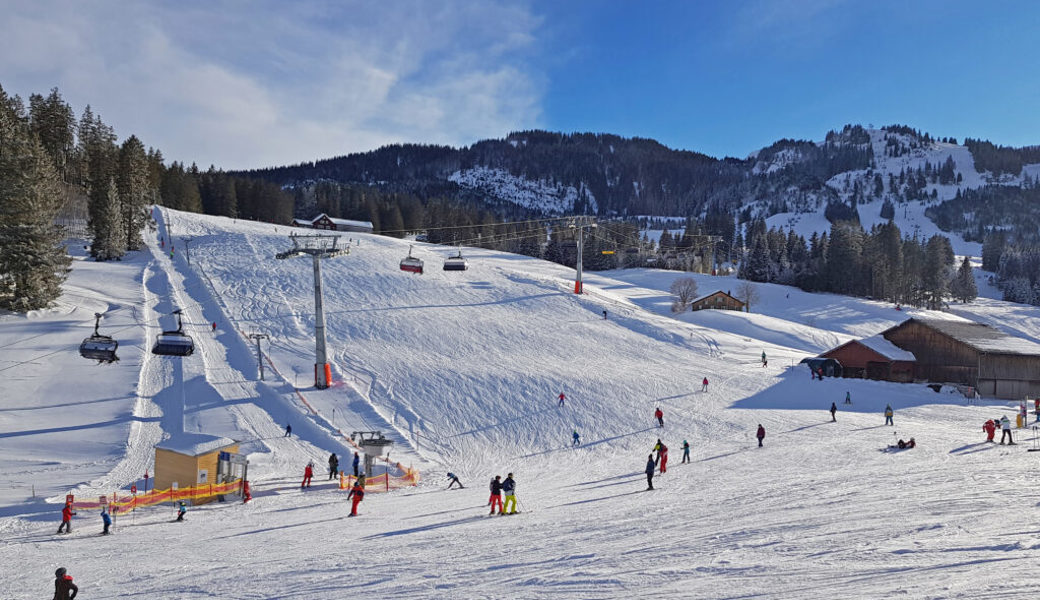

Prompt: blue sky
xmin=2 ymin=1 xmax=1038 ymax=168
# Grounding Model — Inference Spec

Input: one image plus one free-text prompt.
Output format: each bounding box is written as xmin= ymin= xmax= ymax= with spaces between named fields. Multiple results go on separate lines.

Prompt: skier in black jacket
xmin=53 ymin=567 xmax=78 ymax=599
xmin=645 ymin=454 xmax=656 ymax=490
xmin=489 ymin=476 xmax=504 ymax=514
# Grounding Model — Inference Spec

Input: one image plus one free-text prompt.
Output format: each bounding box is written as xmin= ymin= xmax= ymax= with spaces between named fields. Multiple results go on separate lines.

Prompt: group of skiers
xmin=487 ymin=473 xmax=518 ymax=515
xmin=983 ymin=416 xmax=1015 ymax=444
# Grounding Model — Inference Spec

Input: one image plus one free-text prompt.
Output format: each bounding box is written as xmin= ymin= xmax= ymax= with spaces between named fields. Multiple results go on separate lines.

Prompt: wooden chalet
xmin=289 ymin=218 xmax=312 ymax=228
xmin=819 ymin=335 xmax=916 ymax=381
xmin=311 ymin=213 xmax=374 ymax=233
xmin=690 ymin=290 xmax=745 ymax=312
xmin=880 ymin=317 xmax=1040 ymax=400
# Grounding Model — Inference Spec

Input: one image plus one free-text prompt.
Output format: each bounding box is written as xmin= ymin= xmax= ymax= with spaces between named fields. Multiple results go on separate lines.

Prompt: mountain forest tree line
xmin=737 ymin=218 xmax=975 ymax=309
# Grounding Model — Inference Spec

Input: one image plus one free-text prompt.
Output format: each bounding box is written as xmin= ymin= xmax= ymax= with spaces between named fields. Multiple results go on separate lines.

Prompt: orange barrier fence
xmin=340 ymin=466 xmax=420 ymax=492
xmin=66 ymin=480 xmax=244 ymax=511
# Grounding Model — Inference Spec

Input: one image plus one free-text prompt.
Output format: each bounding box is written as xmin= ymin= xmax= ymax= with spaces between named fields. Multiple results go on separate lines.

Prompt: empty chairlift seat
xmin=79 ymin=313 xmax=119 ymax=363
xmin=400 ymin=245 xmax=424 ymax=274
xmin=443 ymin=250 xmax=468 ymax=271
xmin=152 ymin=310 xmax=195 ymax=357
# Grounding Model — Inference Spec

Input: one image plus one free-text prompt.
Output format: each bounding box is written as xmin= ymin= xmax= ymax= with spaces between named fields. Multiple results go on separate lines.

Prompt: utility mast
xmin=275 ymin=234 xmax=349 ymax=389
xmin=570 ymin=216 xmax=597 ymax=294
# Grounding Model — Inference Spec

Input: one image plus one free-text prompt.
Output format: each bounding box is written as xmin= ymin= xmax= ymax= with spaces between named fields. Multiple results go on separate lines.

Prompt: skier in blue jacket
xmin=101 ymin=507 xmax=112 ymax=535
xmin=352 ymin=452 xmax=360 ymax=477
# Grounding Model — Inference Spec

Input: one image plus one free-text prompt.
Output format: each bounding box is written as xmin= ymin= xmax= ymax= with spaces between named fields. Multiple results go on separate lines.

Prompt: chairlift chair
xmin=443 ymin=249 xmax=468 ymax=271
xmin=152 ymin=310 xmax=195 ymax=357
xmin=79 ymin=313 xmax=119 ymax=363
xmin=400 ymin=245 xmax=424 ymax=274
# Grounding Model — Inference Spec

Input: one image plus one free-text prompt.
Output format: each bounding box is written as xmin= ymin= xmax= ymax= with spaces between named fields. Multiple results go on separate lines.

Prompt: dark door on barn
xmin=865 ymin=361 xmax=890 ymax=380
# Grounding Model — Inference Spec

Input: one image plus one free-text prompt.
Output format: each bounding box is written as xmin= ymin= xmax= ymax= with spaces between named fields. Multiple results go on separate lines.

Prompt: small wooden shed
xmin=819 ymin=335 xmax=916 ymax=381
xmin=155 ymin=433 xmax=238 ymax=505
xmin=311 ymin=213 xmax=374 ymax=233
xmin=690 ymin=290 xmax=745 ymax=312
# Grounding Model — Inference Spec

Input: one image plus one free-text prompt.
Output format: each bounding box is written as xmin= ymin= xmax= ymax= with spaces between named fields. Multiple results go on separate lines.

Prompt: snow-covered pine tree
xmin=0 ymin=85 xmax=71 ymax=311
xmin=950 ymin=256 xmax=977 ymax=303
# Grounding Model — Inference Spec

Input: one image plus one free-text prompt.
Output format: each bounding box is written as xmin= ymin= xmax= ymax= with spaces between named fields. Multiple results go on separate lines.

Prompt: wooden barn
xmin=819 ymin=335 xmax=916 ymax=381
xmin=881 ymin=317 xmax=1040 ymax=399
xmin=690 ymin=290 xmax=745 ymax=312
xmin=311 ymin=213 xmax=374 ymax=233
xmin=289 ymin=218 xmax=312 ymax=228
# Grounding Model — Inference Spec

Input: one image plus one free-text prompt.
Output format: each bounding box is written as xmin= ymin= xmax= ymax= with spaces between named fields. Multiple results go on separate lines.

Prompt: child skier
xmin=681 ymin=440 xmax=690 ymax=463
xmin=1000 ymin=415 xmax=1014 ymax=444
xmin=572 ymin=430 xmax=581 ymax=446
xmin=301 ymin=462 xmax=313 ymax=488
xmin=447 ymin=472 xmax=464 ymax=489
xmin=347 ymin=482 xmax=365 ymax=516
xmin=101 ymin=506 xmax=112 ymax=535
xmin=756 ymin=424 xmax=766 ymax=447
xmin=844 ymin=391 xmax=852 ymax=404
xmin=655 ymin=407 xmax=664 ymax=427
xmin=489 ymin=475 xmax=504 ymax=515
xmin=830 ymin=402 xmax=837 ymax=422
xmin=176 ymin=501 xmax=187 ymax=521
xmin=701 ymin=377 xmax=709 ymax=392
xmin=983 ymin=419 xmax=996 ymax=442
xmin=57 ymin=502 xmax=76 ymax=534
xmin=884 ymin=405 xmax=894 ymax=426
xmin=558 ymin=392 xmax=566 ymax=407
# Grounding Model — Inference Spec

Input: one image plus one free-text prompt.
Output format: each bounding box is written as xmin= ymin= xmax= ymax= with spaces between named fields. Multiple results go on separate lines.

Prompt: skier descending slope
xmin=756 ymin=424 xmax=766 ymax=447
xmin=501 ymin=474 xmax=518 ymax=515
xmin=347 ymin=481 xmax=365 ymax=516
xmin=655 ymin=407 xmax=664 ymax=427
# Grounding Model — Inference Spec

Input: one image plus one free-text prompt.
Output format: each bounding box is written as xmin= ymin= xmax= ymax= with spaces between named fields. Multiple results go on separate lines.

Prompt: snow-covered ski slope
xmin=4 ymin=209 xmax=1040 ymax=598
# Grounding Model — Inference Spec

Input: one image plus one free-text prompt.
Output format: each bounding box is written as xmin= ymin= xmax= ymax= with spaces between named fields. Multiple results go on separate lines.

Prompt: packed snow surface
xmin=3 ymin=209 xmax=1040 ymax=598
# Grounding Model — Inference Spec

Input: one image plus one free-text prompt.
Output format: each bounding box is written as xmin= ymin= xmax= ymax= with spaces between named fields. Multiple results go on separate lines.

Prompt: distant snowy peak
xmin=449 ymin=167 xmax=599 ymax=215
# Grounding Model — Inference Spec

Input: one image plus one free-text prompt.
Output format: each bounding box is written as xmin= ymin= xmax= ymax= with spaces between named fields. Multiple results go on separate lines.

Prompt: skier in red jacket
xmin=655 ymin=407 xmax=664 ymax=427
xmin=657 ymin=442 xmax=669 ymax=473
xmin=301 ymin=462 xmax=313 ymax=488
xmin=701 ymin=377 xmax=709 ymax=392
xmin=982 ymin=419 xmax=996 ymax=442
xmin=57 ymin=502 xmax=76 ymax=534
xmin=347 ymin=482 xmax=365 ymax=516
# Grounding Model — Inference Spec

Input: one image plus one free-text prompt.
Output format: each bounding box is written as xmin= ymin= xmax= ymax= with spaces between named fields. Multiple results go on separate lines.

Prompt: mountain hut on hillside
xmin=818 ymin=335 xmax=916 ymax=381
xmin=690 ymin=290 xmax=745 ymax=312
xmin=311 ymin=214 xmax=374 ymax=233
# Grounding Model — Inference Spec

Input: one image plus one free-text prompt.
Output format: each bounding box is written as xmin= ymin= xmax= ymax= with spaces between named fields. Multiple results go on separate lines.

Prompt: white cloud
xmin=0 ymin=0 xmax=545 ymax=169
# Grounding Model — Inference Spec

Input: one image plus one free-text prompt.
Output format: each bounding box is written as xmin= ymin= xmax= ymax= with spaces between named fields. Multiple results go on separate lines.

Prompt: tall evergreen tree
xmin=950 ymin=255 xmax=978 ymax=303
xmin=0 ymin=85 xmax=71 ymax=310
xmin=117 ymin=135 xmax=151 ymax=250
xmin=78 ymin=106 xmax=124 ymax=260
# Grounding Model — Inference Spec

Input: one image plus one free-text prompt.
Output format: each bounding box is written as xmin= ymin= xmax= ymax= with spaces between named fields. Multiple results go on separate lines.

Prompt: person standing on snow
xmin=983 ymin=419 xmax=997 ymax=442
xmin=502 ymin=473 xmax=518 ymax=514
xmin=657 ymin=442 xmax=669 ymax=474
xmin=558 ymin=392 xmax=566 ymax=407
xmin=645 ymin=454 xmax=656 ymax=490
xmin=655 ymin=407 xmax=664 ymax=427
xmin=756 ymin=424 xmax=766 ymax=447
xmin=101 ymin=507 xmax=112 ymax=535
xmin=352 ymin=451 xmax=360 ymax=477
xmin=761 ymin=351 xmax=767 ymax=367
xmin=830 ymin=402 xmax=837 ymax=422
xmin=347 ymin=481 xmax=365 ymax=516
xmin=284 ymin=423 xmax=292 ymax=437
xmin=1000 ymin=415 xmax=1014 ymax=445
xmin=57 ymin=502 xmax=76 ymax=534
xmin=176 ymin=501 xmax=187 ymax=521
xmin=572 ymin=430 xmax=581 ymax=446
xmin=884 ymin=404 xmax=894 ymax=426
xmin=489 ymin=476 xmax=504 ymax=514
xmin=701 ymin=377 xmax=709 ymax=392
xmin=845 ymin=391 xmax=852 ymax=405
xmin=301 ymin=462 xmax=313 ymax=488
xmin=53 ymin=567 xmax=78 ymax=600
xmin=328 ymin=453 xmax=339 ymax=480
xmin=681 ymin=440 xmax=690 ymax=463
xmin=447 ymin=472 xmax=464 ymax=489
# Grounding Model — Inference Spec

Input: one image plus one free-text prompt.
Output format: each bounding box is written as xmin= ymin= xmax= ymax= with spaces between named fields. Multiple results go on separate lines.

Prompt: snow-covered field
xmin=3 ymin=208 xmax=1040 ymax=598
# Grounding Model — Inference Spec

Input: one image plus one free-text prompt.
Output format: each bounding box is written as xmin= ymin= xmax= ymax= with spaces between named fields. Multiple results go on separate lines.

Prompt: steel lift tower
xmin=276 ymin=234 xmax=349 ymax=389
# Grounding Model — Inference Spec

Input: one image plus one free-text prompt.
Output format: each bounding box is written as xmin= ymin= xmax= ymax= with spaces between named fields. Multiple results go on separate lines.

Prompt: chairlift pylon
xmin=400 ymin=245 xmax=424 ymax=274
xmin=443 ymin=248 xmax=468 ymax=271
xmin=152 ymin=309 xmax=195 ymax=357
xmin=79 ymin=312 xmax=119 ymax=363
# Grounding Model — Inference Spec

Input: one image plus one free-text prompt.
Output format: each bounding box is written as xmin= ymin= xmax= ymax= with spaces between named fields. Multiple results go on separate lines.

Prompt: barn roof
xmin=691 ymin=290 xmax=743 ymax=304
xmin=858 ymin=334 xmax=916 ymax=361
xmin=897 ymin=317 xmax=1040 ymax=356
xmin=313 ymin=213 xmax=373 ymax=229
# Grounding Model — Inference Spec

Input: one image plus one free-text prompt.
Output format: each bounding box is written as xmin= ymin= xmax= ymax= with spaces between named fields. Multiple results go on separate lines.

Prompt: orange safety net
xmin=339 ymin=466 xmax=420 ymax=492
xmin=67 ymin=480 xmax=244 ymax=511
